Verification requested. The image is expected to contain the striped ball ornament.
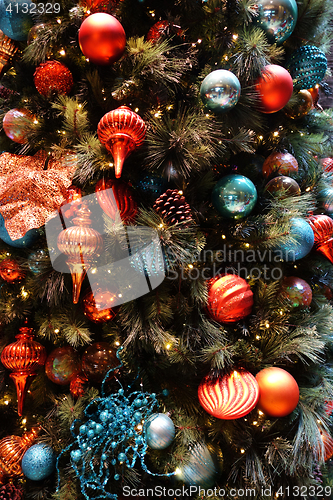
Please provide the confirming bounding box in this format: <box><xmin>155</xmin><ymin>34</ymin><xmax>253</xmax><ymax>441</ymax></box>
<box><xmin>198</xmin><ymin>371</ymin><xmax>259</xmax><ymax>419</ymax></box>
<box><xmin>207</xmin><ymin>274</ymin><xmax>253</xmax><ymax>323</ymax></box>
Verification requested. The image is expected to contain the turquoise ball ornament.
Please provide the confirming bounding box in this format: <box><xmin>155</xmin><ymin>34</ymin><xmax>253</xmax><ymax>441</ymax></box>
<box><xmin>274</xmin><ymin>217</ymin><xmax>314</xmax><ymax>261</ymax></box>
<box><xmin>212</xmin><ymin>174</ymin><xmax>257</xmax><ymax>219</ymax></box>
<box><xmin>254</xmin><ymin>0</ymin><xmax>298</xmax><ymax>45</ymax></box>
<box><xmin>287</xmin><ymin>45</ymin><xmax>327</xmax><ymax>90</ymax></box>
<box><xmin>318</xmin><ymin>188</ymin><xmax>333</xmax><ymax>215</ymax></box>
<box><xmin>0</xmin><ymin>214</ymin><xmax>40</xmax><ymax>248</ymax></box>
<box><xmin>200</xmin><ymin>70</ymin><xmax>241</xmax><ymax>113</ymax></box>
<box><xmin>0</xmin><ymin>0</ymin><xmax>34</xmax><ymax>41</ymax></box>
<box><xmin>180</xmin><ymin>442</ymin><xmax>219</xmax><ymax>488</ymax></box>
<box><xmin>145</xmin><ymin>413</ymin><xmax>175</xmax><ymax>450</ymax></box>
<box><xmin>22</xmin><ymin>444</ymin><xmax>56</xmax><ymax>481</ymax></box>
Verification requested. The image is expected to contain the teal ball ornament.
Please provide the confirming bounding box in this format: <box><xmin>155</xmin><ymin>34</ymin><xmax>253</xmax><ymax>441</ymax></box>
<box><xmin>275</xmin><ymin>217</ymin><xmax>314</xmax><ymax>261</ymax></box>
<box><xmin>318</xmin><ymin>187</ymin><xmax>333</xmax><ymax>215</ymax></box>
<box><xmin>200</xmin><ymin>70</ymin><xmax>241</xmax><ymax>113</ymax></box>
<box><xmin>212</xmin><ymin>174</ymin><xmax>257</xmax><ymax>219</ymax></box>
<box><xmin>254</xmin><ymin>0</ymin><xmax>298</xmax><ymax>45</ymax></box>
<box><xmin>180</xmin><ymin>443</ymin><xmax>219</xmax><ymax>488</ymax></box>
<box><xmin>287</xmin><ymin>45</ymin><xmax>327</xmax><ymax>90</ymax></box>
<box><xmin>145</xmin><ymin>413</ymin><xmax>175</xmax><ymax>450</ymax></box>
<box><xmin>0</xmin><ymin>214</ymin><xmax>40</xmax><ymax>248</ymax></box>
<box><xmin>22</xmin><ymin>444</ymin><xmax>56</xmax><ymax>481</ymax></box>
<box><xmin>0</xmin><ymin>0</ymin><xmax>34</xmax><ymax>41</ymax></box>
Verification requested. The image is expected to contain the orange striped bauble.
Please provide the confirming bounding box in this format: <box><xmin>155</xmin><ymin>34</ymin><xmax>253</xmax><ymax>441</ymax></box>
<box><xmin>198</xmin><ymin>371</ymin><xmax>259</xmax><ymax>419</ymax></box>
<box><xmin>207</xmin><ymin>275</ymin><xmax>253</xmax><ymax>323</ymax></box>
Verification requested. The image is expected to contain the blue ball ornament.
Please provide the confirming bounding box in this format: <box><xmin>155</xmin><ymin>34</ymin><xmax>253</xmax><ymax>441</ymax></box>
<box><xmin>180</xmin><ymin>443</ymin><xmax>219</xmax><ymax>488</ymax></box>
<box><xmin>145</xmin><ymin>413</ymin><xmax>175</xmax><ymax>450</ymax></box>
<box><xmin>254</xmin><ymin>0</ymin><xmax>298</xmax><ymax>45</ymax></box>
<box><xmin>274</xmin><ymin>217</ymin><xmax>314</xmax><ymax>261</ymax></box>
<box><xmin>287</xmin><ymin>45</ymin><xmax>328</xmax><ymax>90</ymax></box>
<box><xmin>0</xmin><ymin>214</ymin><xmax>40</xmax><ymax>248</ymax></box>
<box><xmin>0</xmin><ymin>0</ymin><xmax>34</xmax><ymax>41</ymax></box>
<box><xmin>200</xmin><ymin>70</ymin><xmax>241</xmax><ymax>113</ymax></box>
<box><xmin>318</xmin><ymin>187</ymin><xmax>333</xmax><ymax>215</ymax></box>
<box><xmin>21</xmin><ymin>444</ymin><xmax>56</xmax><ymax>481</ymax></box>
<box><xmin>211</xmin><ymin>174</ymin><xmax>257</xmax><ymax>219</ymax></box>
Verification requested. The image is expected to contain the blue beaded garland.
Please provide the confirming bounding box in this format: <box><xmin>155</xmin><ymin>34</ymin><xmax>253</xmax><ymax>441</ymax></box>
<box><xmin>287</xmin><ymin>45</ymin><xmax>328</xmax><ymax>90</ymax></box>
<box><xmin>145</xmin><ymin>413</ymin><xmax>175</xmax><ymax>450</ymax></box>
<box><xmin>22</xmin><ymin>444</ymin><xmax>56</xmax><ymax>481</ymax></box>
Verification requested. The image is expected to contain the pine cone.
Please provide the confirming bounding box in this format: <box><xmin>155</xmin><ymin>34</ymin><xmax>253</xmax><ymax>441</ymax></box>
<box><xmin>153</xmin><ymin>189</ymin><xmax>193</xmax><ymax>226</ymax></box>
<box><xmin>0</xmin><ymin>483</ymin><xmax>24</xmax><ymax>500</ymax></box>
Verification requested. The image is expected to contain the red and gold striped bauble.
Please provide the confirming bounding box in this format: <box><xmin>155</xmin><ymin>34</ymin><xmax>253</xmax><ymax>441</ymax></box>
<box><xmin>308</xmin><ymin>214</ymin><xmax>333</xmax><ymax>264</ymax></box>
<box><xmin>95</xmin><ymin>178</ymin><xmax>137</xmax><ymax>223</ymax></box>
<box><xmin>207</xmin><ymin>275</ymin><xmax>253</xmax><ymax>323</ymax></box>
<box><xmin>198</xmin><ymin>371</ymin><xmax>259</xmax><ymax>419</ymax></box>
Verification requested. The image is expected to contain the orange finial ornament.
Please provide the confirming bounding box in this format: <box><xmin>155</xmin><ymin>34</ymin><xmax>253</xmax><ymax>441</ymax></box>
<box><xmin>1</xmin><ymin>322</ymin><xmax>46</xmax><ymax>416</ymax></box>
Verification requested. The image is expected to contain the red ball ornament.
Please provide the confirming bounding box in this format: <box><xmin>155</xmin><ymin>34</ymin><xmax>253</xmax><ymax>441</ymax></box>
<box><xmin>207</xmin><ymin>275</ymin><xmax>253</xmax><ymax>323</ymax></box>
<box><xmin>3</xmin><ymin>108</ymin><xmax>35</xmax><ymax>144</ymax></box>
<box><xmin>81</xmin><ymin>286</ymin><xmax>118</xmax><ymax>323</ymax></box>
<box><xmin>146</xmin><ymin>20</ymin><xmax>184</xmax><ymax>44</ymax></box>
<box><xmin>82</xmin><ymin>342</ymin><xmax>119</xmax><ymax>383</ymax></box>
<box><xmin>97</xmin><ymin>106</ymin><xmax>146</xmax><ymax>178</ymax></box>
<box><xmin>255</xmin><ymin>64</ymin><xmax>293</xmax><ymax>114</ymax></box>
<box><xmin>262</xmin><ymin>152</ymin><xmax>298</xmax><ymax>178</ymax></box>
<box><xmin>198</xmin><ymin>371</ymin><xmax>259</xmax><ymax>419</ymax></box>
<box><xmin>34</xmin><ymin>61</ymin><xmax>73</xmax><ymax>98</ymax></box>
<box><xmin>308</xmin><ymin>214</ymin><xmax>333</xmax><ymax>264</ymax></box>
<box><xmin>281</xmin><ymin>276</ymin><xmax>312</xmax><ymax>307</ymax></box>
<box><xmin>0</xmin><ymin>258</ymin><xmax>26</xmax><ymax>283</ymax></box>
<box><xmin>320</xmin><ymin>430</ymin><xmax>333</xmax><ymax>461</ymax></box>
<box><xmin>78</xmin><ymin>13</ymin><xmax>126</xmax><ymax>66</ymax></box>
<box><xmin>45</xmin><ymin>346</ymin><xmax>81</xmax><ymax>385</ymax></box>
<box><xmin>95</xmin><ymin>178</ymin><xmax>137</xmax><ymax>223</ymax></box>
<box><xmin>255</xmin><ymin>367</ymin><xmax>299</xmax><ymax>417</ymax></box>
<box><xmin>320</xmin><ymin>157</ymin><xmax>333</xmax><ymax>173</ymax></box>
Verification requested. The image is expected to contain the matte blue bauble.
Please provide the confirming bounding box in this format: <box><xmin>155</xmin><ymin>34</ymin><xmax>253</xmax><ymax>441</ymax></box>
<box><xmin>180</xmin><ymin>443</ymin><xmax>218</xmax><ymax>488</ymax></box>
<box><xmin>137</xmin><ymin>174</ymin><xmax>169</xmax><ymax>198</ymax></box>
<box><xmin>145</xmin><ymin>413</ymin><xmax>175</xmax><ymax>450</ymax></box>
<box><xmin>200</xmin><ymin>70</ymin><xmax>241</xmax><ymax>113</ymax></box>
<box><xmin>254</xmin><ymin>0</ymin><xmax>298</xmax><ymax>45</ymax></box>
<box><xmin>318</xmin><ymin>188</ymin><xmax>333</xmax><ymax>215</ymax></box>
<box><xmin>211</xmin><ymin>174</ymin><xmax>257</xmax><ymax>219</ymax></box>
<box><xmin>287</xmin><ymin>45</ymin><xmax>328</xmax><ymax>90</ymax></box>
<box><xmin>275</xmin><ymin>217</ymin><xmax>314</xmax><ymax>261</ymax></box>
<box><xmin>0</xmin><ymin>0</ymin><xmax>34</xmax><ymax>41</ymax></box>
<box><xmin>22</xmin><ymin>444</ymin><xmax>56</xmax><ymax>481</ymax></box>
<box><xmin>0</xmin><ymin>214</ymin><xmax>40</xmax><ymax>248</ymax></box>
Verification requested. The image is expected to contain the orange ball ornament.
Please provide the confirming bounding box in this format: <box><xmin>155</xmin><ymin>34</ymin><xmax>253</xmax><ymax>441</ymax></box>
<box><xmin>78</xmin><ymin>13</ymin><xmax>126</xmax><ymax>65</ymax></box>
<box><xmin>0</xmin><ymin>257</ymin><xmax>26</xmax><ymax>283</ymax></box>
<box><xmin>262</xmin><ymin>152</ymin><xmax>298</xmax><ymax>178</ymax></box>
<box><xmin>320</xmin><ymin>430</ymin><xmax>333</xmax><ymax>461</ymax></box>
<box><xmin>255</xmin><ymin>65</ymin><xmax>293</xmax><ymax>114</ymax></box>
<box><xmin>0</xmin><ymin>427</ymin><xmax>39</xmax><ymax>482</ymax></box>
<box><xmin>198</xmin><ymin>371</ymin><xmax>259</xmax><ymax>419</ymax></box>
<box><xmin>207</xmin><ymin>274</ymin><xmax>253</xmax><ymax>323</ymax></box>
<box><xmin>81</xmin><ymin>286</ymin><xmax>118</xmax><ymax>323</ymax></box>
<box><xmin>255</xmin><ymin>367</ymin><xmax>299</xmax><ymax>417</ymax></box>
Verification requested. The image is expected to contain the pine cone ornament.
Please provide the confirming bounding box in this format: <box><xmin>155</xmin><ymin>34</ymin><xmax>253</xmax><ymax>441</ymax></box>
<box><xmin>153</xmin><ymin>189</ymin><xmax>193</xmax><ymax>226</ymax></box>
<box><xmin>0</xmin><ymin>483</ymin><xmax>23</xmax><ymax>500</ymax></box>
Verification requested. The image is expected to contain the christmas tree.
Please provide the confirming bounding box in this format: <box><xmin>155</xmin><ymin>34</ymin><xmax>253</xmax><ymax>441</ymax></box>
<box><xmin>0</xmin><ymin>0</ymin><xmax>333</xmax><ymax>498</ymax></box>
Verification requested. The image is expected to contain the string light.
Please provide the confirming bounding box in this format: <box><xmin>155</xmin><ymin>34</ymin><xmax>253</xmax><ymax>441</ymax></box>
<box><xmin>222</xmin><ymin>234</ymin><xmax>226</xmax><ymax>239</ymax></box>
<box><xmin>265</xmin><ymin>322</ymin><xmax>270</xmax><ymax>328</ymax></box>
<box><xmin>166</xmin><ymin>343</ymin><xmax>172</xmax><ymax>350</ymax></box>
<box><xmin>59</xmin><ymin>49</ymin><xmax>66</xmax><ymax>56</ymax></box>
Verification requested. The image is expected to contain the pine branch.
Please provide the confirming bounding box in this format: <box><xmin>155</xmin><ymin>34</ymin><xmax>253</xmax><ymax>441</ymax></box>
<box><xmin>52</xmin><ymin>97</ymin><xmax>90</xmax><ymax>143</ymax></box>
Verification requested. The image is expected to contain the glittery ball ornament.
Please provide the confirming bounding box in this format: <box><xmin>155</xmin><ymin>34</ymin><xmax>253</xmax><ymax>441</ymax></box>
<box><xmin>281</xmin><ymin>276</ymin><xmax>312</xmax><ymax>307</ymax></box>
<box><xmin>255</xmin><ymin>367</ymin><xmax>299</xmax><ymax>417</ymax></box>
<box><xmin>200</xmin><ymin>69</ymin><xmax>241</xmax><ymax>113</ymax></box>
<box><xmin>308</xmin><ymin>214</ymin><xmax>333</xmax><ymax>264</ymax></box>
<box><xmin>253</xmin><ymin>0</ymin><xmax>298</xmax><ymax>45</ymax></box>
<box><xmin>0</xmin><ymin>427</ymin><xmax>39</xmax><ymax>483</ymax></box>
<box><xmin>3</xmin><ymin>108</ymin><xmax>35</xmax><ymax>144</ymax></box>
<box><xmin>211</xmin><ymin>174</ymin><xmax>257</xmax><ymax>219</ymax></box>
<box><xmin>82</xmin><ymin>342</ymin><xmax>119</xmax><ymax>383</ymax></box>
<box><xmin>146</xmin><ymin>20</ymin><xmax>184</xmax><ymax>44</ymax></box>
<box><xmin>0</xmin><ymin>323</ymin><xmax>46</xmax><ymax>416</ymax></box>
<box><xmin>21</xmin><ymin>444</ymin><xmax>56</xmax><ymax>481</ymax></box>
<box><xmin>287</xmin><ymin>45</ymin><xmax>328</xmax><ymax>90</ymax></box>
<box><xmin>57</xmin><ymin>203</ymin><xmax>103</xmax><ymax>304</ymax></box>
<box><xmin>264</xmin><ymin>176</ymin><xmax>300</xmax><ymax>198</ymax></box>
<box><xmin>78</xmin><ymin>13</ymin><xmax>126</xmax><ymax>65</ymax></box>
<box><xmin>255</xmin><ymin>65</ymin><xmax>293</xmax><ymax>113</ymax></box>
<box><xmin>318</xmin><ymin>187</ymin><xmax>333</xmax><ymax>215</ymax></box>
<box><xmin>45</xmin><ymin>346</ymin><xmax>81</xmax><ymax>385</ymax></box>
<box><xmin>0</xmin><ymin>0</ymin><xmax>34</xmax><ymax>41</ymax></box>
<box><xmin>274</xmin><ymin>217</ymin><xmax>314</xmax><ymax>261</ymax></box>
<box><xmin>262</xmin><ymin>152</ymin><xmax>298</xmax><ymax>178</ymax></box>
<box><xmin>144</xmin><ymin>413</ymin><xmax>175</xmax><ymax>450</ymax></box>
<box><xmin>0</xmin><ymin>257</ymin><xmax>26</xmax><ymax>283</ymax></box>
<box><xmin>81</xmin><ymin>286</ymin><xmax>118</xmax><ymax>323</ymax></box>
<box><xmin>97</xmin><ymin>106</ymin><xmax>146</xmax><ymax>178</ymax></box>
<box><xmin>33</xmin><ymin>61</ymin><xmax>73</xmax><ymax>98</ymax></box>
<box><xmin>179</xmin><ymin>442</ymin><xmax>219</xmax><ymax>488</ymax></box>
<box><xmin>95</xmin><ymin>178</ymin><xmax>137</xmax><ymax>224</ymax></box>
<box><xmin>198</xmin><ymin>371</ymin><xmax>259</xmax><ymax>419</ymax></box>
<box><xmin>284</xmin><ymin>90</ymin><xmax>313</xmax><ymax>119</ymax></box>
<box><xmin>207</xmin><ymin>275</ymin><xmax>253</xmax><ymax>323</ymax></box>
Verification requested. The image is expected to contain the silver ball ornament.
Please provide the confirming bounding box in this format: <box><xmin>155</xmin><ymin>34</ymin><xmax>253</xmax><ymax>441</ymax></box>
<box><xmin>200</xmin><ymin>70</ymin><xmax>241</xmax><ymax>113</ymax></box>
<box><xmin>254</xmin><ymin>0</ymin><xmax>298</xmax><ymax>45</ymax></box>
<box><xmin>145</xmin><ymin>413</ymin><xmax>175</xmax><ymax>450</ymax></box>
<box><xmin>179</xmin><ymin>442</ymin><xmax>219</xmax><ymax>488</ymax></box>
